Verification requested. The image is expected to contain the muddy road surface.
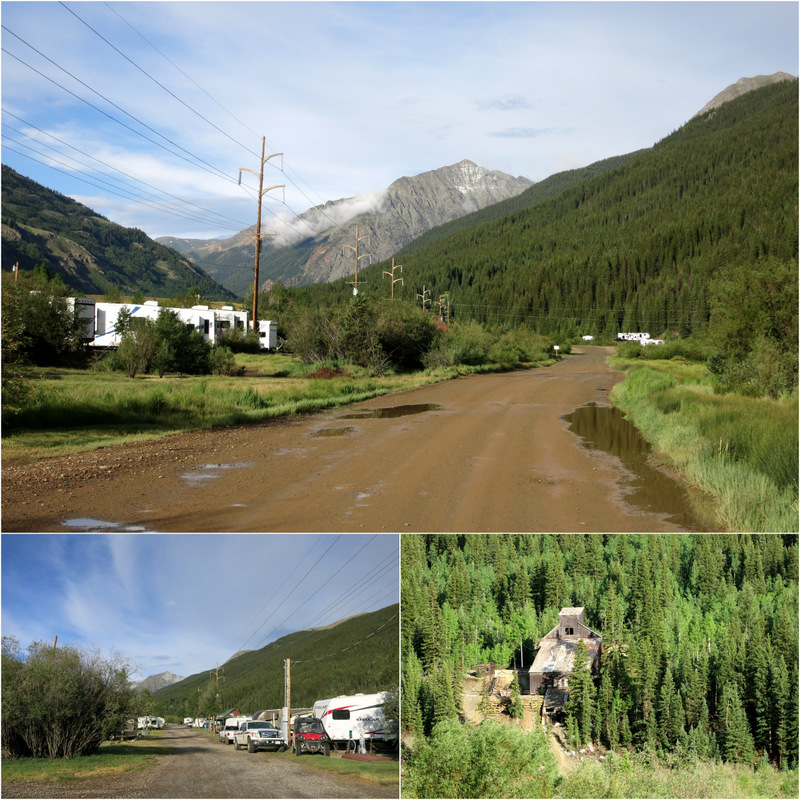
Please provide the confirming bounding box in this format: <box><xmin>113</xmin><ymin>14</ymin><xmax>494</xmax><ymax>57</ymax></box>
<box><xmin>2</xmin><ymin>347</ymin><xmax>706</xmax><ymax>532</ymax></box>
<box><xmin>2</xmin><ymin>725</ymin><xmax>398</xmax><ymax>799</ymax></box>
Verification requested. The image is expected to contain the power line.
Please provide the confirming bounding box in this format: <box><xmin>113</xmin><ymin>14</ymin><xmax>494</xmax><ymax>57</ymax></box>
<box><xmin>291</xmin><ymin>610</ymin><xmax>398</xmax><ymax>665</ymax></box>
<box><xmin>2</xmin><ymin>116</ymin><xmax>252</xmax><ymax>231</ymax></box>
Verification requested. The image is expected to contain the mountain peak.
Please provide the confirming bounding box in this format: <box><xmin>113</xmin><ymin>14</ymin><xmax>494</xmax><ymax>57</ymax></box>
<box><xmin>692</xmin><ymin>72</ymin><xmax>796</xmax><ymax>119</ymax></box>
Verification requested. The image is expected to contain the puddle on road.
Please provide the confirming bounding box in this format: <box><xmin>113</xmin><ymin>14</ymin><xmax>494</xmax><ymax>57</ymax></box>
<box><xmin>339</xmin><ymin>403</ymin><xmax>441</xmax><ymax>419</ymax></box>
<box><xmin>563</xmin><ymin>403</ymin><xmax>713</xmax><ymax>531</ymax></box>
<box><xmin>181</xmin><ymin>462</ymin><xmax>255</xmax><ymax>486</ymax></box>
<box><xmin>62</xmin><ymin>518</ymin><xmax>148</xmax><ymax>531</ymax></box>
<box><xmin>310</xmin><ymin>426</ymin><xmax>357</xmax><ymax>437</ymax></box>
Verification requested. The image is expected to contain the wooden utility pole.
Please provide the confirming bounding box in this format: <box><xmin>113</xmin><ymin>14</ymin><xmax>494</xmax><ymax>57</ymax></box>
<box><xmin>239</xmin><ymin>138</ymin><xmax>284</xmax><ymax>328</ymax></box>
<box><xmin>417</xmin><ymin>286</ymin><xmax>430</xmax><ymax>310</ymax></box>
<box><xmin>284</xmin><ymin>658</ymin><xmax>292</xmax><ymax>745</ymax></box>
<box><xmin>344</xmin><ymin>226</ymin><xmax>371</xmax><ymax>295</ymax></box>
<box><xmin>52</xmin><ymin>635</ymin><xmax>58</xmax><ymax>649</ymax></box>
<box><xmin>382</xmin><ymin>258</ymin><xmax>403</xmax><ymax>299</ymax></box>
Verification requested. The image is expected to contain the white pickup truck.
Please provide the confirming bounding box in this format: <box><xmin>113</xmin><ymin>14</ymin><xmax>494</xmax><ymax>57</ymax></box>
<box><xmin>233</xmin><ymin>720</ymin><xmax>286</xmax><ymax>753</ymax></box>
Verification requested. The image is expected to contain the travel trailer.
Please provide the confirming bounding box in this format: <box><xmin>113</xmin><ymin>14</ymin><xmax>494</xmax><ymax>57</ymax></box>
<box><xmin>312</xmin><ymin>692</ymin><xmax>395</xmax><ymax>748</ymax></box>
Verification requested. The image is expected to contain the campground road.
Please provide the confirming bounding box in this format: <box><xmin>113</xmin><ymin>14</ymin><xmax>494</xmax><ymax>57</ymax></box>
<box><xmin>1</xmin><ymin>724</ymin><xmax>398</xmax><ymax>799</ymax></box>
<box><xmin>2</xmin><ymin>347</ymin><xmax>701</xmax><ymax>532</ymax></box>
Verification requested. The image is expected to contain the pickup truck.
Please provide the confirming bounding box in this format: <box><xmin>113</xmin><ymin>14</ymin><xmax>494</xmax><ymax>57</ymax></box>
<box><xmin>233</xmin><ymin>720</ymin><xmax>286</xmax><ymax>753</ymax></box>
<box><xmin>219</xmin><ymin>717</ymin><xmax>248</xmax><ymax>744</ymax></box>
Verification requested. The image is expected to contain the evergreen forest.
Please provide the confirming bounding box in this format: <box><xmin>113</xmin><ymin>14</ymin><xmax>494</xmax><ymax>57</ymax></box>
<box><xmin>152</xmin><ymin>603</ymin><xmax>397</xmax><ymax>721</ymax></box>
<box><xmin>401</xmin><ymin>534</ymin><xmax>799</xmax><ymax>797</ymax></box>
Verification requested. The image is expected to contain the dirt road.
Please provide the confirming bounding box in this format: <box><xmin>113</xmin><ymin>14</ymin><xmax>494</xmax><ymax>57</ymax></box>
<box><xmin>2</xmin><ymin>725</ymin><xmax>398</xmax><ymax>799</ymax></box>
<box><xmin>2</xmin><ymin>347</ymin><xmax>700</xmax><ymax>532</ymax></box>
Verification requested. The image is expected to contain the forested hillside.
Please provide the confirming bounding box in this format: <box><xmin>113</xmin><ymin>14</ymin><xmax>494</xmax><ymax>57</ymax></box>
<box><xmin>1</xmin><ymin>166</ymin><xmax>233</xmax><ymax>300</ymax></box>
<box><xmin>301</xmin><ymin>80</ymin><xmax>797</xmax><ymax>342</ymax></box>
<box><xmin>152</xmin><ymin>604</ymin><xmax>397</xmax><ymax>719</ymax></box>
<box><xmin>402</xmin><ymin>535</ymin><xmax>798</xmax><ymax>774</ymax></box>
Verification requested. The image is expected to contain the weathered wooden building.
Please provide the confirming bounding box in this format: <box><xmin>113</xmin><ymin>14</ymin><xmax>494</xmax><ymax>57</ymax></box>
<box><xmin>528</xmin><ymin>607</ymin><xmax>602</xmax><ymax>709</ymax></box>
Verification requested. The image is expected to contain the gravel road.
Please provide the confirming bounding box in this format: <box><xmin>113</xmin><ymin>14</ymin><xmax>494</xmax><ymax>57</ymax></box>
<box><xmin>2</xmin><ymin>725</ymin><xmax>399</xmax><ymax>799</ymax></box>
<box><xmin>1</xmin><ymin>347</ymin><xmax>701</xmax><ymax>532</ymax></box>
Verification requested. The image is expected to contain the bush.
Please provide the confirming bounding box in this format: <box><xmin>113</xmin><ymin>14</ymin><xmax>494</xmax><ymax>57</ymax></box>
<box><xmin>404</xmin><ymin>719</ymin><xmax>558</xmax><ymax>798</ymax></box>
<box><xmin>375</xmin><ymin>301</ymin><xmax>439</xmax><ymax>370</ymax></box>
<box><xmin>209</xmin><ymin>345</ymin><xmax>243</xmax><ymax>376</ymax></box>
<box><xmin>423</xmin><ymin>321</ymin><xmax>492</xmax><ymax>368</ymax></box>
<box><xmin>1</xmin><ymin>637</ymin><xmax>139</xmax><ymax>759</ymax></box>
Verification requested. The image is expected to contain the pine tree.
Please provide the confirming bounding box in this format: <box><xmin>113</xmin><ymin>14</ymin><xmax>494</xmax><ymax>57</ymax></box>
<box><xmin>768</xmin><ymin>653</ymin><xmax>789</xmax><ymax>768</ymax></box>
<box><xmin>719</xmin><ymin>683</ymin><xmax>754</xmax><ymax>765</ymax></box>
<box><xmin>565</xmin><ymin>639</ymin><xmax>596</xmax><ymax>746</ymax></box>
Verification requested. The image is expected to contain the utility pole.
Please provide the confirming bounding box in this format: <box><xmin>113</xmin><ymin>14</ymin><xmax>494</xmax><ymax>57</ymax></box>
<box><xmin>239</xmin><ymin>137</ymin><xmax>284</xmax><ymax>329</ymax></box>
<box><xmin>344</xmin><ymin>225</ymin><xmax>370</xmax><ymax>295</ymax></box>
<box><xmin>284</xmin><ymin>658</ymin><xmax>292</xmax><ymax>746</ymax></box>
<box><xmin>417</xmin><ymin>285</ymin><xmax>430</xmax><ymax>310</ymax></box>
<box><xmin>382</xmin><ymin>258</ymin><xmax>403</xmax><ymax>299</ymax></box>
<box><xmin>435</xmin><ymin>293</ymin><xmax>450</xmax><ymax>321</ymax></box>
<box><xmin>52</xmin><ymin>635</ymin><xmax>58</xmax><ymax>649</ymax></box>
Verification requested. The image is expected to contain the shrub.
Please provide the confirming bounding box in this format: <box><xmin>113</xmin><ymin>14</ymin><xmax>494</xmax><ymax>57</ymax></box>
<box><xmin>1</xmin><ymin>637</ymin><xmax>139</xmax><ymax>759</ymax></box>
<box><xmin>423</xmin><ymin>321</ymin><xmax>492</xmax><ymax>368</ymax></box>
<box><xmin>209</xmin><ymin>345</ymin><xmax>243</xmax><ymax>376</ymax></box>
<box><xmin>404</xmin><ymin>718</ymin><xmax>558</xmax><ymax>798</ymax></box>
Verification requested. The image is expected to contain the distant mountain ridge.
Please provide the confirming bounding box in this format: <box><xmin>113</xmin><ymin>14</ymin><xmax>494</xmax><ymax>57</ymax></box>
<box><xmin>131</xmin><ymin>671</ymin><xmax>185</xmax><ymax>693</ymax></box>
<box><xmin>163</xmin><ymin>160</ymin><xmax>533</xmax><ymax>295</ymax></box>
<box><xmin>1</xmin><ymin>166</ymin><xmax>233</xmax><ymax>300</ymax></box>
<box><xmin>692</xmin><ymin>72</ymin><xmax>795</xmax><ymax>118</ymax></box>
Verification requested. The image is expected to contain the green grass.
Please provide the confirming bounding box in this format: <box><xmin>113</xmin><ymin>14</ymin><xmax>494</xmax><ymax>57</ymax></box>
<box><xmin>555</xmin><ymin>753</ymin><xmax>798</xmax><ymax>799</ymax></box>
<box><xmin>609</xmin><ymin>356</ymin><xmax>798</xmax><ymax>532</ymax></box>
<box><xmin>0</xmin><ymin>735</ymin><xmax>169</xmax><ymax>783</ymax></box>
<box><xmin>2</xmin><ymin>354</ymin><xmax>551</xmax><ymax>461</ymax></box>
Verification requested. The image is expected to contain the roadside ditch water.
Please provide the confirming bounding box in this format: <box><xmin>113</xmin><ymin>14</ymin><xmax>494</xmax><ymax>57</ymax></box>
<box><xmin>564</xmin><ymin>403</ymin><xmax>714</xmax><ymax>531</ymax></box>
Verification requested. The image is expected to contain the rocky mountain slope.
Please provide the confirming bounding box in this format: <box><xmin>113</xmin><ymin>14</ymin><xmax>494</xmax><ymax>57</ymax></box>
<box><xmin>692</xmin><ymin>71</ymin><xmax>795</xmax><ymax>118</ymax></box>
<box><xmin>164</xmin><ymin>160</ymin><xmax>532</xmax><ymax>295</ymax></box>
<box><xmin>131</xmin><ymin>671</ymin><xmax>185</xmax><ymax>693</ymax></box>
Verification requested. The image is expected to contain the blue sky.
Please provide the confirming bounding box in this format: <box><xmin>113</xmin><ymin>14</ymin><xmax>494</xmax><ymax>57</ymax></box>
<box><xmin>1</xmin><ymin>1</ymin><xmax>797</xmax><ymax>240</ymax></box>
<box><xmin>1</xmin><ymin>533</ymin><xmax>399</xmax><ymax>680</ymax></box>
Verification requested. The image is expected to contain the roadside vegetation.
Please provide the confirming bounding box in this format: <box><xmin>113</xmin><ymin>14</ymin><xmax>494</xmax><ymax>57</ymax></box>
<box><xmin>1</xmin><ymin>735</ymin><xmax>169</xmax><ymax>784</ymax></box>
<box><xmin>610</xmin><ymin>344</ymin><xmax>798</xmax><ymax>533</ymax></box>
<box><xmin>1</xmin><ymin>636</ymin><xmax>141</xmax><ymax>760</ymax></box>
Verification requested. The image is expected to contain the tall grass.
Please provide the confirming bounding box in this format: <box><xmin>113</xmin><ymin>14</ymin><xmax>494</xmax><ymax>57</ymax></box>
<box><xmin>557</xmin><ymin>751</ymin><xmax>798</xmax><ymax>799</ymax></box>
<box><xmin>610</xmin><ymin>360</ymin><xmax>798</xmax><ymax>532</ymax></box>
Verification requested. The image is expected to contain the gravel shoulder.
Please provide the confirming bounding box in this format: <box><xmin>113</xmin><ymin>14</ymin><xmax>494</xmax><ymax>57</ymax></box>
<box><xmin>2</xmin><ymin>347</ymin><xmax>693</xmax><ymax>532</ymax></box>
<box><xmin>1</xmin><ymin>725</ymin><xmax>399</xmax><ymax>799</ymax></box>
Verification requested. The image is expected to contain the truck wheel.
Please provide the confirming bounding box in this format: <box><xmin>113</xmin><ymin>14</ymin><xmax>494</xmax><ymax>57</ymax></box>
<box><xmin>248</xmin><ymin>739</ymin><xmax>255</xmax><ymax>753</ymax></box>
<box><xmin>294</xmin><ymin>739</ymin><xmax>302</xmax><ymax>756</ymax></box>
<box><xmin>323</xmin><ymin>741</ymin><xmax>330</xmax><ymax>758</ymax></box>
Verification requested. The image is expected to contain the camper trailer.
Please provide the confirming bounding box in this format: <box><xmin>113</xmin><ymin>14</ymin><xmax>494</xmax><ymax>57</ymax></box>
<box><xmin>312</xmin><ymin>692</ymin><xmax>395</xmax><ymax>750</ymax></box>
<box><xmin>89</xmin><ymin>302</ymin><xmax>249</xmax><ymax>348</ymax></box>
<box><xmin>256</xmin><ymin>319</ymin><xmax>278</xmax><ymax>350</ymax></box>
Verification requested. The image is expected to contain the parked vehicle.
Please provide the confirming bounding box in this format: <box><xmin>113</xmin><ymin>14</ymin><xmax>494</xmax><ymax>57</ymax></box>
<box><xmin>292</xmin><ymin>716</ymin><xmax>331</xmax><ymax>757</ymax></box>
<box><xmin>233</xmin><ymin>720</ymin><xmax>286</xmax><ymax>753</ymax></box>
<box><xmin>219</xmin><ymin>716</ymin><xmax>250</xmax><ymax>744</ymax></box>
<box><xmin>313</xmin><ymin>692</ymin><xmax>395</xmax><ymax>750</ymax></box>
<box><xmin>183</xmin><ymin>717</ymin><xmax>194</xmax><ymax>726</ymax></box>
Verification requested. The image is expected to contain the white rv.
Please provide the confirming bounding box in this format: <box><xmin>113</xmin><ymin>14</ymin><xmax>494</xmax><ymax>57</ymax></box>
<box><xmin>312</xmin><ymin>692</ymin><xmax>395</xmax><ymax>748</ymax></box>
<box><xmin>89</xmin><ymin>301</ymin><xmax>249</xmax><ymax>348</ymax></box>
<box><xmin>256</xmin><ymin>319</ymin><xmax>278</xmax><ymax>351</ymax></box>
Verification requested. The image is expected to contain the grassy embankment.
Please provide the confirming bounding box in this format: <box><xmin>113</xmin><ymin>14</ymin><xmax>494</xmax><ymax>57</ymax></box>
<box><xmin>555</xmin><ymin>751</ymin><xmax>798</xmax><ymax>799</ymax></box>
<box><xmin>0</xmin><ymin>730</ymin><xmax>170</xmax><ymax>784</ymax></box>
<box><xmin>609</xmin><ymin>349</ymin><xmax>798</xmax><ymax>532</ymax></box>
<box><xmin>3</xmin><ymin>352</ymin><xmax>513</xmax><ymax>462</ymax></box>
